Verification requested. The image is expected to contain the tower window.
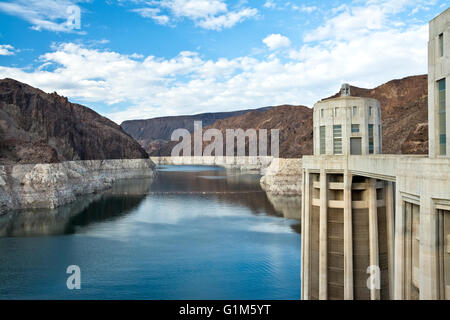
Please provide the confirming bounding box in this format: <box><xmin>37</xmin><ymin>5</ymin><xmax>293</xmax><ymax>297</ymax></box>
<box><xmin>438</xmin><ymin>79</ymin><xmax>446</xmax><ymax>155</ymax></box>
<box><xmin>320</xmin><ymin>126</ymin><xmax>326</xmax><ymax>155</ymax></box>
<box><xmin>439</xmin><ymin>33</ymin><xmax>444</xmax><ymax>57</ymax></box>
<box><xmin>321</xmin><ymin>109</ymin><xmax>324</xmax><ymax>118</ymax></box>
<box><xmin>333</xmin><ymin>125</ymin><xmax>343</xmax><ymax>154</ymax></box>
<box><xmin>353</xmin><ymin>106</ymin><xmax>358</xmax><ymax>117</ymax></box>
<box><xmin>369</xmin><ymin>124</ymin><xmax>374</xmax><ymax>154</ymax></box>
<box><xmin>379</xmin><ymin>125</ymin><xmax>382</xmax><ymax>152</ymax></box>
<box><xmin>352</xmin><ymin>124</ymin><xmax>360</xmax><ymax>133</ymax></box>
<box><xmin>369</xmin><ymin>107</ymin><xmax>373</xmax><ymax>117</ymax></box>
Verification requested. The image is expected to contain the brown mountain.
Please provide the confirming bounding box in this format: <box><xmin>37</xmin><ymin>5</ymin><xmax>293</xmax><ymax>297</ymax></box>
<box><xmin>151</xmin><ymin>75</ymin><xmax>428</xmax><ymax>158</ymax></box>
<box><xmin>202</xmin><ymin>105</ymin><xmax>313</xmax><ymax>157</ymax></box>
<box><xmin>154</xmin><ymin>105</ymin><xmax>314</xmax><ymax>157</ymax></box>
<box><xmin>121</xmin><ymin>107</ymin><xmax>273</xmax><ymax>154</ymax></box>
<box><xmin>0</xmin><ymin>78</ymin><xmax>148</xmax><ymax>165</ymax></box>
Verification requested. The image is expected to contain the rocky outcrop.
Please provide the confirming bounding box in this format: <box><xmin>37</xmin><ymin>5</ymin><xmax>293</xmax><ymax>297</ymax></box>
<box><xmin>260</xmin><ymin>158</ymin><xmax>303</xmax><ymax>195</ymax></box>
<box><xmin>121</xmin><ymin>107</ymin><xmax>272</xmax><ymax>155</ymax></box>
<box><xmin>0</xmin><ymin>159</ymin><xmax>155</xmax><ymax>212</ymax></box>
<box><xmin>0</xmin><ymin>78</ymin><xmax>149</xmax><ymax>165</ymax></box>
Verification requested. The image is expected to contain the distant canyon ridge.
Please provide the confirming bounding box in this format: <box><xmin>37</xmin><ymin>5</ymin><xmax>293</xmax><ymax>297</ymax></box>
<box><xmin>122</xmin><ymin>75</ymin><xmax>428</xmax><ymax>158</ymax></box>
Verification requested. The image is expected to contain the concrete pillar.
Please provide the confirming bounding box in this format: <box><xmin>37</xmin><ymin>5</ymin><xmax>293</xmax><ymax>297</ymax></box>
<box><xmin>319</xmin><ymin>169</ymin><xmax>328</xmax><ymax>300</ymax></box>
<box><xmin>301</xmin><ymin>170</ymin><xmax>305</xmax><ymax>300</ymax></box>
<box><xmin>385</xmin><ymin>182</ymin><xmax>395</xmax><ymax>299</ymax></box>
<box><xmin>368</xmin><ymin>178</ymin><xmax>380</xmax><ymax>300</ymax></box>
<box><xmin>344</xmin><ymin>171</ymin><xmax>353</xmax><ymax>300</ymax></box>
<box><xmin>394</xmin><ymin>186</ymin><xmax>405</xmax><ymax>300</ymax></box>
<box><xmin>301</xmin><ymin>169</ymin><xmax>311</xmax><ymax>300</ymax></box>
<box><xmin>404</xmin><ymin>203</ymin><xmax>412</xmax><ymax>300</ymax></box>
<box><xmin>419</xmin><ymin>196</ymin><xmax>440</xmax><ymax>300</ymax></box>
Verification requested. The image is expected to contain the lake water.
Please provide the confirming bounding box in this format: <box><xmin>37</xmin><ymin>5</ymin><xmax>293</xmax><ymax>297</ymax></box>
<box><xmin>0</xmin><ymin>166</ymin><xmax>301</xmax><ymax>300</ymax></box>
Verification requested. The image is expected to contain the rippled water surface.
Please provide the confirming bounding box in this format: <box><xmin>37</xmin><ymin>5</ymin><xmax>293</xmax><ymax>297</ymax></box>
<box><xmin>0</xmin><ymin>166</ymin><xmax>301</xmax><ymax>300</ymax></box>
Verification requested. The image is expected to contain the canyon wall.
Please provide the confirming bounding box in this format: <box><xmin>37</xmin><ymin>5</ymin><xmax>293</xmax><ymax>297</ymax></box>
<box><xmin>0</xmin><ymin>78</ymin><xmax>149</xmax><ymax>165</ymax></box>
<box><xmin>260</xmin><ymin>158</ymin><xmax>303</xmax><ymax>195</ymax></box>
<box><xmin>0</xmin><ymin>159</ymin><xmax>155</xmax><ymax>213</ymax></box>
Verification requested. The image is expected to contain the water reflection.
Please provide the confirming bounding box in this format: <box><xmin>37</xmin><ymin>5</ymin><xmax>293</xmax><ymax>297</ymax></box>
<box><xmin>151</xmin><ymin>166</ymin><xmax>301</xmax><ymax>223</ymax></box>
<box><xmin>0</xmin><ymin>179</ymin><xmax>153</xmax><ymax>237</ymax></box>
<box><xmin>265</xmin><ymin>193</ymin><xmax>302</xmax><ymax>234</ymax></box>
<box><xmin>0</xmin><ymin>166</ymin><xmax>301</xmax><ymax>237</ymax></box>
<box><xmin>0</xmin><ymin>166</ymin><xmax>301</xmax><ymax>300</ymax></box>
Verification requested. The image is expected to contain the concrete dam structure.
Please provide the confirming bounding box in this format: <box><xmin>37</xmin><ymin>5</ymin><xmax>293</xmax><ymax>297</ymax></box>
<box><xmin>301</xmin><ymin>8</ymin><xmax>450</xmax><ymax>300</ymax></box>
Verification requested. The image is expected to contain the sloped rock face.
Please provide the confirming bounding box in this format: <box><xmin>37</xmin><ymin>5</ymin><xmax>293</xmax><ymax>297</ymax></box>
<box><xmin>154</xmin><ymin>105</ymin><xmax>314</xmax><ymax>158</ymax></box>
<box><xmin>0</xmin><ymin>78</ymin><xmax>149</xmax><ymax>165</ymax></box>
<box><xmin>203</xmin><ymin>105</ymin><xmax>314</xmax><ymax>158</ymax></box>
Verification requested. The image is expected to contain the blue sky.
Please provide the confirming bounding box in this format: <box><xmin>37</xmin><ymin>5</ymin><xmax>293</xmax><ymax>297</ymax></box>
<box><xmin>0</xmin><ymin>0</ymin><xmax>448</xmax><ymax>123</ymax></box>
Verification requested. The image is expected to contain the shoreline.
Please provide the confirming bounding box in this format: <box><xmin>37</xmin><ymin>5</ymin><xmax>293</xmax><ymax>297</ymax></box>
<box><xmin>0</xmin><ymin>159</ymin><xmax>156</xmax><ymax>212</ymax></box>
<box><xmin>152</xmin><ymin>156</ymin><xmax>303</xmax><ymax>196</ymax></box>
<box><xmin>0</xmin><ymin>157</ymin><xmax>303</xmax><ymax>213</ymax></box>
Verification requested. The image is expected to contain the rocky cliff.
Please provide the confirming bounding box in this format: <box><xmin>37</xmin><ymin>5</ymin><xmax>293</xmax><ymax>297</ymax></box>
<box><xmin>260</xmin><ymin>158</ymin><xmax>303</xmax><ymax>195</ymax></box>
<box><xmin>0</xmin><ymin>159</ymin><xmax>155</xmax><ymax>212</ymax></box>
<box><xmin>0</xmin><ymin>78</ymin><xmax>149</xmax><ymax>165</ymax></box>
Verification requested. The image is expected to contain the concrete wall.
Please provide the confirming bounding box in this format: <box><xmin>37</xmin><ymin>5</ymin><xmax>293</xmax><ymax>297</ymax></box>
<box><xmin>394</xmin><ymin>157</ymin><xmax>450</xmax><ymax>299</ymax></box>
<box><xmin>301</xmin><ymin>154</ymin><xmax>450</xmax><ymax>300</ymax></box>
<box><xmin>428</xmin><ymin>8</ymin><xmax>450</xmax><ymax>158</ymax></box>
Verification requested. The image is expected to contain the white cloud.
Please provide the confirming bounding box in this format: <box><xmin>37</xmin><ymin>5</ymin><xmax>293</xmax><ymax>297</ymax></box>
<box><xmin>0</xmin><ymin>0</ymin><xmax>85</xmax><ymax>33</ymax></box>
<box><xmin>297</xmin><ymin>5</ymin><xmax>318</xmax><ymax>13</ymax></box>
<box><xmin>304</xmin><ymin>0</ymin><xmax>430</xmax><ymax>42</ymax></box>
<box><xmin>0</xmin><ymin>0</ymin><xmax>431</xmax><ymax>124</ymax></box>
<box><xmin>263</xmin><ymin>1</ymin><xmax>276</xmax><ymax>9</ymax></box>
<box><xmin>263</xmin><ymin>34</ymin><xmax>291</xmax><ymax>50</ymax></box>
<box><xmin>131</xmin><ymin>0</ymin><xmax>258</xmax><ymax>30</ymax></box>
<box><xmin>0</xmin><ymin>44</ymin><xmax>16</xmax><ymax>56</ymax></box>
<box><xmin>196</xmin><ymin>7</ymin><xmax>258</xmax><ymax>30</ymax></box>
<box><xmin>159</xmin><ymin>0</ymin><xmax>227</xmax><ymax>19</ymax></box>
<box><xmin>131</xmin><ymin>8</ymin><xmax>170</xmax><ymax>25</ymax></box>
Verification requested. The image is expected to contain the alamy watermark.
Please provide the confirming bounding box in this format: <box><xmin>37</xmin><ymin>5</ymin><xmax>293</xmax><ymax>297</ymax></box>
<box><xmin>66</xmin><ymin>265</ymin><xmax>81</xmax><ymax>290</ymax></box>
<box><xmin>367</xmin><ymin>265</ymin><xmax>381</xmax><ymax>290</ymax></box>
<box><xmin>66</xmin><ymin>6</ymin><xmax>81</xmax><ymax>30</ymax></box>
<box><xmin>170</xmin><ymin>121</ymin><xmax>280</xmax><ymax>167</ymax></box>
